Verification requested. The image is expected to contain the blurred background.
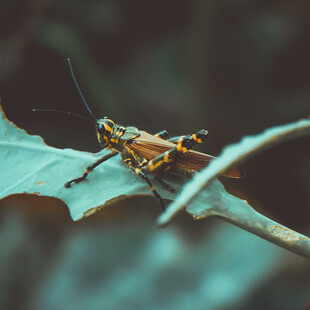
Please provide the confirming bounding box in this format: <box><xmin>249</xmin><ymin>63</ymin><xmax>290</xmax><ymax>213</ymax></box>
<box><xmin>0</xmin><ymin>0</ymin><xmax>310</xmax><ymax>309</ymax></box>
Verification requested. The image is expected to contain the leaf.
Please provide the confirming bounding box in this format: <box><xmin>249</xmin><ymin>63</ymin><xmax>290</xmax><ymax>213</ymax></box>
<box><xmin>156</xmin><ymin>117</ymin><xmax>310</xmax><ymax>259</ymax></box>
<box><xmin>158</xmin><ymin>117</ymin><xmax>310</xmax><ymax>226</ymax></box>
<box><xmin>2</xmin><ymin>105</ymin><xmax>310</xmax><ymax>258</ymax></box>
<box><xmin>0</xmin><ymin>105</ymin><xmax>211</xmax><ymax>221</ymax></box>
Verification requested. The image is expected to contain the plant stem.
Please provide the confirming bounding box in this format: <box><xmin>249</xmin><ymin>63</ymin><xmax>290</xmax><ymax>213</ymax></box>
<box><xmin>212</xmin><ymin>194</ymin><xmax>310</xmax><ymax>259</ymax></box>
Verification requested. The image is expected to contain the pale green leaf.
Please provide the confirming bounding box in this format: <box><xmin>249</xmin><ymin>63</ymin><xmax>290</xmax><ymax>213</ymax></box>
<box><xmin>0</xmin><ymin>106</ymin><xmax>206</xmax><ymax>220</ymax></box>
<box><xmin>158</xmin><ymin>118</ymin><xmax>310</xmax><ymax>225</ymax></box>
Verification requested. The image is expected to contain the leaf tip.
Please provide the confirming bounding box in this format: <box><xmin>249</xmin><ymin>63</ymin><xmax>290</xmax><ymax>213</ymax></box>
<box><xmin>156</xmin><ymin>211</ymin><xmax>172</xmax><ymax>227</ymax></box>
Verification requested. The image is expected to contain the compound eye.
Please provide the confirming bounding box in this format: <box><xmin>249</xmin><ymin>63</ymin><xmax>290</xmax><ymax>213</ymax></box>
<box><xmin>96</xmin><ymin>122</ymin><xmax>109</xmax><ymax>147</ymax></box>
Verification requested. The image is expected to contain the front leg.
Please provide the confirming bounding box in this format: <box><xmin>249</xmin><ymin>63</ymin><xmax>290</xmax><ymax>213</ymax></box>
<box><xmin>65</xmin><ymin>150</ymin><xmax>118</xmax><ymax>188</ymax></box>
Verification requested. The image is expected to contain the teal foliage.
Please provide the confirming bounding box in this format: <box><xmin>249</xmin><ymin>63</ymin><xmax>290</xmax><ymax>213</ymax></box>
<box><xmin>1</xmin><ymin>1</ymin><xmax>310</xmax><ymax>308</ymax></box>
<box><xmin>1</xmin><ymin>106</ymin><xmax>310</xmax><ymax>260</ymax></box>
<box><xmin>0</xmin><ymin>106</ymin><xmax>225</xmax><ymax>221</ymax></box>
<box><xmin>161</xmin><ymin>118</ymin><xmax>310</xmax><ymax>223</ymax></box>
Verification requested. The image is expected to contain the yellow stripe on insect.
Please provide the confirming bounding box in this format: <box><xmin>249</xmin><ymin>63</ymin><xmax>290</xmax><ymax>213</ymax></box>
<box><xmin>116</xmin><ymin>128</ymin><xmax>125</xmax><ymax>137</ymax></box>
<box><xmin>104</xmin><ymin>123</ymin><xmax>113</xmax><ymax>133</ymax></box>
<box><xmin>192</xmin><ymin>134</ymin><xmax>202</xmax><ymax>144</ymax></box>
<box><xmin>164</xmin><ymin>151</ymin><xmax>173</xmax><ymax>162</ymax></box>
<box><xmin>135</xmin><ymin>168</ymin><xmax>142</xmax><ymax>175</ymax></box>
<box><xmin>148</xmin><ymin>160</ymin><xmax>164</xmax><ymax>172</ymax></box>
<box><xmin>138</xmin><ymin>159</ymin><xmax>148</xmax><ymax>168</ymax></box>
<box><xmin>110</xmin><ymin>138</ymin><xmax>119</xmax><ymax>144</ymax></box>
<box><xmin>177</xmin><ymin>143</ymin><xmax>188</xmax><ymax>153</ymax></box>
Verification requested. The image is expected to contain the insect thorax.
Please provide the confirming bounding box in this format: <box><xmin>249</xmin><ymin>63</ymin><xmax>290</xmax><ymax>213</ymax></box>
<box><xmin>109</xmin><ymin>125</ymin><xmax>140</xmax><ymax>152</ymax></box>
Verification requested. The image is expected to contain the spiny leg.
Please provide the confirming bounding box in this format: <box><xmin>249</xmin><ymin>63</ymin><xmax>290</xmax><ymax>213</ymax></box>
<box><xmin>145</xmin><ymin>129</ymin><xmax>209</xmax><ymax>192</ymax></box>
<box><xmin>155</xmin><ymin>173</ymin><xmax>178</xmax><ymax>194</ymax></box>
<box><xmin>65</xmin><ymin>151</ymin><xmax>118</xmax><ymax>188</ymax></box>
<box><xmin>135</xmin><ymin>153</ymin><xmax>178</xmax><ymax>194</ymax></box>
<box><xmin>138</xmin><ymin>168</ymin><xmax>165</xmax><ymax>210</ymax></box>
<box><xmin>143</xmin><ymin>148</ymin><xmax>180</xmax><ymax>195</ymax></box>
<box><xmin>134</xmin><ymin>156</ymin><xmax>177</xmax><ymax>196</ymax></box>
<box><xmin>125</xmin><ymin>159</ymin><xmax>166</xmax><ymax>210</ymax></box>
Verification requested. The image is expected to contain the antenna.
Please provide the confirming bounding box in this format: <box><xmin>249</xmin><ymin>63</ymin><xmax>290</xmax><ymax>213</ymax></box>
<box><xmin>32</xmin><ymin>109</ymin><xmax>94</xmax><ymax>123</ymax></box>
<box><xmin>67</xmin><ymin>58</ymin><xmax>98</xmax><ymax>121</ymax></box>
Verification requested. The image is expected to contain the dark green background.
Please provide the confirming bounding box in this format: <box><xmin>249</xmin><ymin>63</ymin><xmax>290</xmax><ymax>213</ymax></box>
<box><xmin>1</xmin><ymin>0</ymin><xmax>309</xmax><ymax>309</ymax></box>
